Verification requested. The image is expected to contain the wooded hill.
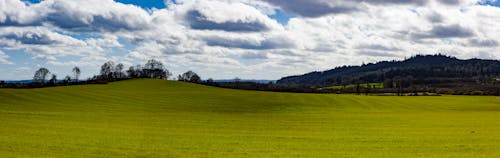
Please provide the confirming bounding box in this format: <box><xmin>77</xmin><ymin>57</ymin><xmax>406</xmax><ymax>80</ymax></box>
<box><xmin>277</xmin><ymin>55</ymin><xmax>500</xmax><ymax>95</ymax></box>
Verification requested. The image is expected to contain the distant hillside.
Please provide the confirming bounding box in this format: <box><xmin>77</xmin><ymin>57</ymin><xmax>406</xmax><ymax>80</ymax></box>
<box><xmin>277</xmin><ymin>55</ymin><xmax>500</xmax><ymax>87</ymax></box>
<box><xmin>214</xmin><ymin>79</ymin><xmax>275</xmax><ymax>84</ymax></box>
<box><xmin>4</xmin><ymin>80</ymin><xmax>33</xmax><ymax>84</ymax></box>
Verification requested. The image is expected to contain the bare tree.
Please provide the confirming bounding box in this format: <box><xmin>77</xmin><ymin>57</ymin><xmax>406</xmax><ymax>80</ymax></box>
<box><xmin>142</xmin><ymin>59</ymin><xmax>171</xmax><ymax>79</ymax></box>
<box><xmin>127</xmin><ymin>66</ymin><xmax>136</xmax><ymax>78</ymax></box>
<box><xmin>33</xmin><ymin>68</ymin><xmax>50</xmax><ymax>83</ymax></box>
<box><xmin>135</xmin><ymin>64</ymin><xmax>142</xmax><ymax>77</ymax></box>
<box><xmin>100</xmin><ymin>61</ymin><xmax>115</xmax><ymax>80</ymax></box>
<box><xmin>144</xmin><ymin>59</ymin><xmax>164</xmax><ymax>70</ymax></box>
<box><xmin>72</xmin><ymin>66</ymin><xmax>81</xmax><ymax>82</ymax></box>
<box><xmin>143</xmin><ymin>59</ymin><xmax>164</xmax><ymax>78</ymax></box>
<box><xmin>178</xmin><ymin>71</ymin><xmax>201</xmax><ymax>83</ymax></box>
<box><xmin>115</xmin><ymin>63</ymin><xmax>124</xmax><ymax>78</ymax></box>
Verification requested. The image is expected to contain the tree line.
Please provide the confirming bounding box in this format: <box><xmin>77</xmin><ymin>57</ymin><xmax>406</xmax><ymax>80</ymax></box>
<box><xmin>0</xmin><ymin>59</ymin><xmax>202</xmax><ymax>88</ymax></box>
<box><xmin>276</xmin><ymin>54</ymin><xmax>500</xmax><ymax>96</ymax></box>
<box><xmin>1</xmin><ymin>55</ymin><xmax>499</xmax><ymax>96</ymax></box>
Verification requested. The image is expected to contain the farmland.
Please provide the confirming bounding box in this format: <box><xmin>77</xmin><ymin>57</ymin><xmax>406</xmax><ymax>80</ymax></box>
<box><xmin>1</xmin><ymin>79</ymin><xmax>500</xmax><ymax>157</ymax></box>
<box><xmin>319</xmin><ymin>82</ymin><xmax>384</xmax><ymax>90</ymax></box>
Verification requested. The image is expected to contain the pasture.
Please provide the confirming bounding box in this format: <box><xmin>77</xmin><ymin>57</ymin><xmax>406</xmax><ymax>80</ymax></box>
<box><xmin>319</xmin><ymin>82</ymin><xmax>384</xmax><ymax>90</ymax></box>
<box><xmin>1</xmin><ymin>79</ymin><xmax>499</xmax><ymax>157</ymax></box>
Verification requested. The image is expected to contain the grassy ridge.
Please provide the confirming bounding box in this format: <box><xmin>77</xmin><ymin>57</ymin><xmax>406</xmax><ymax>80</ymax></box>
<box><xmin>1</xmin><ymin>79</ymin><xmax>500</xmax><ymax>157</ymax></box>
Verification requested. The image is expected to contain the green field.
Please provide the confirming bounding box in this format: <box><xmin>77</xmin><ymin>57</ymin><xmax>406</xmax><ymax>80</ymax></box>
<box><xmin>319</xmin><ymin>83</ymin><xmax>384</xmax><ymax>90</ymax></box>
<box><xmin>1</xmin><ymin>79</ymin><xmax>500</xmax><ymax>157</ymax></box>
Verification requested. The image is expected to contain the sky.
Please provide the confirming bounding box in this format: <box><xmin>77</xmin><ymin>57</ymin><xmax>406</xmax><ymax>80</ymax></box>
<box><xmin>0</xmin><ymin>0</ymin><xmax>499</xmax><ymax>80</ymax></box>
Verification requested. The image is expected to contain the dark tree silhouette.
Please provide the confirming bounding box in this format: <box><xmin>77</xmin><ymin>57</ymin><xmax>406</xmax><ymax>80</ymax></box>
<box><xmin>178</xmin><ymin>71</ymin><xmax>201</xmax><ymax>83</ymax></box>
<box><xmin>277</xmin><ymin>54</ymin><xmax>500</xmax><ymax>88</ymax></box>
<box><xmin>143</xmin><ymin>59</ymin><xmax>164</xmax><ymax>79</ymax></box>
<box><xmin>135</xmin><ymin>64</ymin><xmax>142</xmax><ymax>77</ymax></box>
<box><xmin>49</xmin><ymin>74</ymin><xmax>57</xmax><ymax>85</ymax></box>
<box><xmin>141</xmin><ymin>59</ymin><xmax>172</xmax><ymax>79</ymax></box>
<box><xmin>72</xmin><ymin>66</ymin><xmax>80</xmax><ymax>82</ymax></box>
<box><xmin>191</xmin><ymin>74</ymin><xmax>201</xmax><ymax>83</ymax></box>
<box><xmin>144</xmin><ymin>59</ymin><xmax>163</xmax><ymax>70</ymax></box>
<box><xmin>234</xmin><ymin>77</ymin><xmax>241</xmax><ymax>82</ymax></box>
<box><xmin>100</xmin><ymin>61</ymin><xmax>115</xmax><ymax>80</ymax></box>
<box><xmin>115</xmin><ymin>63</ymin><xmax>124</xmax><ymax>79</ymax></box>
<box><xmin>33</xmin><ymin>68</ymin><xmax>50</xmax><ymax>83</ymax></box>
<box><xmin>63</xmin><ymin>75</ymin><xmax>71</xmax><ymax>85</ymax></box>
<box><xmin>206</xmin><ymin>78</ymin><xmax>214</xmax><ymax>84</ymax></box>
<box><xmin>127</xmin><ymin>66</ymin><xmax>137</xmax><ymax>78</ymax></box>
<box><xmin>355</xmin><ymin>83</ymin><xmax>360</xmax><ymax>95</ymax></box>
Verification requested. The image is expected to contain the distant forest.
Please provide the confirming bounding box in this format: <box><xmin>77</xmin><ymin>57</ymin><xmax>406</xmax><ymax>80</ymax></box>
<box><xmin>277</xmin><ymin>54</ymin><xmax>500</xmax><ymax>95</ymax></box>
<box><xmin>1</xmin><ymin>54</ymin><xmax>499</xmax><ymax>96</ymax></box>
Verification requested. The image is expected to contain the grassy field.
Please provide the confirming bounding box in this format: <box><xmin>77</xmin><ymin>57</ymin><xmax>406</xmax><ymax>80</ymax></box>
<box><xmin>1</xmin><ymin>79</ymin><xmax>500</xmax><ymax>157</ymax></box>
<box><xmin>319</xmin><ymin>83</ymin><xmax>384</xmax><ymax>90</ymax></box>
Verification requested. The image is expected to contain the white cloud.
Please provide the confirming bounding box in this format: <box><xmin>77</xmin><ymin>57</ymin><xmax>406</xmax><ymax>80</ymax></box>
<box><xmin>184</xmin><ymin>0</ymin><xmax>282</xmax><ymax>32</ymax></box>
<box><xmin>0</xmin><ymin>0</ymin><xmax>499</xmax><ymax>79</ymax></box>
<box><xmin>0</xmin><ymin>0</ymin><xmax>152</xmax><ymax>32</ymax></box>
<box><xmin>0</xmin><ymin>50</ymin><xmax>13</xmax><ymax>64</ymax></box>
<box><xmin>0</xmin><ymin>0</ymin><xmax>46</xmax><ymax>26</ymax></box>
<box><xmin>0</xmin><ymin>27</ymin><xmax>85</xmax><ymax>46</ymax></box>
<box><xmin>127</xmin><ymin>51</ymin><xmax>148</xmax><ymax>60</ymax></box>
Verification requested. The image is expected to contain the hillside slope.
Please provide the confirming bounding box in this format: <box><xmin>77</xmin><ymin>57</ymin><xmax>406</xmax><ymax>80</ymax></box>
<box><xmin>277</xmin><ymin>55</ymin><xmax>500</xmax><ymax>86</ymax></box>
<box><xmin>1</xmin><ymin>79</ymin><xmax>500</xmax><ymax>157</ymax></box>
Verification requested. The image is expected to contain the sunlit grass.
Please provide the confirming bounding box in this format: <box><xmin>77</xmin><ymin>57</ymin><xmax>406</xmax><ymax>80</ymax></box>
<box><xmin>1</xmin><ymin>79</ymin><xmax>499</xmax><ymax>157</ymax></box>
<box><xmin>319</xmin><ymin>82</ymin><xmax>384</xmax><ymax>90</ymax></box>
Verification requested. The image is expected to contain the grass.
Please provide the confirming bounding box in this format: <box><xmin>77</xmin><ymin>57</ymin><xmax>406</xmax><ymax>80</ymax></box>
<box><xmin>1</xmin><ymin>79</ymin><xmax>500</xmax><ymax>157</ymax></box>
<box><xmin>319</xmin><ymin>82</ymin><xmax>384</xmax><ymax>90</ymax></box>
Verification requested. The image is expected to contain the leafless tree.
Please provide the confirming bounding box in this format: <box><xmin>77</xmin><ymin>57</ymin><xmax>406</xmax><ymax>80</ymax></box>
<box><xmin>100</xmin><ymin>61</ymin><xmax>115</xmax><ymax>80</ymax></box>
<box><xmin>127</xmin><ymin>66</ymin><xmax>136</xmax><ymax>78</ymax></box>
<box><xmin>72</xmin><ymin>66</ymin><xmax>81</xmax><ymax>82</ymax></box>
<box><xmin>142</xmin><ymin>59</ymin><xmax>171</xmax><ymax>79</ymax></box>
<box><xmin>33</xmin><ymin>68</ymin><xmax>50</xmax><ymax>83</ymax></box>
<box><xmin>115</xmin><ymin>63</ymin><xmax>124</xmax><ymax>78</ymax></box>
<box><xmin>178</xmin><ymin>70</ymin><xmax>201</xmax><ymax>83</ymax></box>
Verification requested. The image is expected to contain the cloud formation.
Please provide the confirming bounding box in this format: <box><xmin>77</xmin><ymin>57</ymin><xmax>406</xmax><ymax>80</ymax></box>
<box><xmin>0</xmin><ymin>27</ymin><xmax>84</xmax><ymax>45</ymax></box>
<box><xmin>0</xmin><ymin>0</ymin><xmax>499</xmax><ymax>80</ymax></box>
<box><xmin>417</xmin><ymin>24</ymin><xmax>475</xmax><ymax>39</ymax></box>
<box><xmin>184</xmin><ymin>0</ymin><xmax>280</xmax><ymax>32</ymax></box>
<box><xmin>0</xmin><ymin>0</ymin><xmax>151</xmax><ymax>31</ymax></box>
<box><xmin>0</xmin><ymin>50</ymin><xmax>13</xmax><ymax>64</ymax></box>
<box><xmin>263</xmin><ymin>0</ymin><xmax>476</xmax><ymax>17</ymax></box>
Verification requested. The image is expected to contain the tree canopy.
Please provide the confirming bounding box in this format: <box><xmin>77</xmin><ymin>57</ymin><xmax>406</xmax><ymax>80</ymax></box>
<box><xmin>33</xmin><ymin>68</ymin><xmax>50</xmax><ymax>83</ymax></box>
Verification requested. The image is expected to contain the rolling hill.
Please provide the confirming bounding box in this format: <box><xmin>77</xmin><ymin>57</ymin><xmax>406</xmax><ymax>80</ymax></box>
<box><xmin>1</xmin><ymin>79</ymin><xmax>500</xmax><ymax>157</ymax></box>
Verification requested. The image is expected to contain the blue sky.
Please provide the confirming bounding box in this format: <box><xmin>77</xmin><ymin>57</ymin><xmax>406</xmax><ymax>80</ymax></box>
<box><xmin>24</xmin><ymin>0</ymin><xmax>295</xmax><ymax>25</ymax></box>
<box><xmin>115</xmin><ymin>0</ymin><xmax>166</xmax><ymax>9</ymax></box>
<box><xmin>479</xmin><ymin>0</ymin><xmax>500</xmax><ymax>6</ymax></box>
<box><xmin>1</xmin><ymin>0</ymin><xmax>499</xmax><ymax>80</ymax></box>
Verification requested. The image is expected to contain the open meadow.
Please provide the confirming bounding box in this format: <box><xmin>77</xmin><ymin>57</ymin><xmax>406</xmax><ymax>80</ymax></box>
<box><xmin>1</xmin><ymin>79</ymin><xmax>500</xmax><ymax>157</ymax></box>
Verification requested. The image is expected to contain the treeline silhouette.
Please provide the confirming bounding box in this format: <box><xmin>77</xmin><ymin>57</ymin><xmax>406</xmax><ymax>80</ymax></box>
<box><xmin>1</xmin><ymin>55</ymin><xmax>499</xmax><ymax>96</ymax></box>
<box><xmin>0</xmin><ymin>59</ymin><xmax>203</xmax><ymax>88</ymax></box>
